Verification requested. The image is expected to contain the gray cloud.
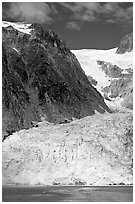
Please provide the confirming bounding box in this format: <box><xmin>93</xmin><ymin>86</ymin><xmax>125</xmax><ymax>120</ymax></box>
<box><xmin>2</xmin><ymin>2</ymin><xmax>133</xmax><ymax>30</ymax></box>
<box><xmin>59</xmin><ymin>2</ymin><xmax>133</xmax><ymax>30</ymax></box>
<box><xmin>3</xmin><ymin>2</ymin><xmax>55</xmax><ymax>24</ymax></box>
<box><xmin>67</xmin><ymin>21</ymin><xmax>81</xmax><ymax>30</ymax></box>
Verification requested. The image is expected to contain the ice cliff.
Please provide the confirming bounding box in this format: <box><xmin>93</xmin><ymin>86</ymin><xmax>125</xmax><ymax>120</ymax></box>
<box><xmin>3</xmin><ymin>112</ymin><xmax>133</xmax><ymax>185</ymax></box>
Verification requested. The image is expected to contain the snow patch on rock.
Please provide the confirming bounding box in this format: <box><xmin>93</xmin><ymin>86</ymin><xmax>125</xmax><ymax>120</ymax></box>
<box><xmin>121</xmin><ymin>70</ymin><xmax>129</xmax><ymax>74</ymax></box>
<box><xmin>2</xmin><ymin>21</ymin><xmax>33</xmax><ymax>34</ymax></box>
<box><xmin>105</xmin><ymin>97</ymin><xmax>124</xmax><ymax>107</ymax></box>
<box><xmin>12</xmin><ymin>47</ymin><xmax>19</xmax><ymax>53</ymax></box>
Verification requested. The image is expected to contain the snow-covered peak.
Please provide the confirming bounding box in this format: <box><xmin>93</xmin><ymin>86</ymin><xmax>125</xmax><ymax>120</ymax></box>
<box><xmin>2</xmin><ymin>21</ymin><xmax>33</xmax><ymax>34</ymax></box>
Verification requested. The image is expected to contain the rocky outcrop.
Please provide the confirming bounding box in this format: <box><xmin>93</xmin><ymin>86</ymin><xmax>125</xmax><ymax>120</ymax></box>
<box><xmin>2</xmin><ymin>112</ymin><xmax>133</xmax><ymax>185</ymax></box>
<box><xmin>103</xmin><ymin>78</ymin><xmax>133</xmax><ymax>110</ymax></box>
<box><xmin>2</xmin><ymin>22</ymin><xmax>111</xmax><ymax>137</ymax></box>
<box><xmin>87</xmin><ymin>75</ymin><xmax>98</xmax><ymax>86</ymax></box>
<box><xmin>96</xmin><ymin>60</ymin><xmax>133</xmax><ymax>110</ymax></box>
<box><xmin>116</xmin><ymin>33</ymin><xmax>133</xmax><ymax>54</ymax></box>
<box><xmin>97</xmin><ymin>60</ymin><xmax>123</xmax><ymax>78</ymax></box>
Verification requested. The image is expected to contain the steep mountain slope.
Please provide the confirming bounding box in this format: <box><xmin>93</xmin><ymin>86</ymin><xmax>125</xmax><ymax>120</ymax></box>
<box><xmin>2</xmin><ymin>21</ymin><xmax>110</xmax><ymax>137</ymax></box>
<box><xmin>3</xmin><ymin>112</ymin><xmax>133</xmax><ymax>185</ymax></box>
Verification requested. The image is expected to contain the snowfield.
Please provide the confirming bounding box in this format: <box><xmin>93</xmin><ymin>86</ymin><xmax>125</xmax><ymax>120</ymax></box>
<box><xmin>72</xmin><ymin>48</ymin><xmax>133</xmax><ymax>92</ymax></box>
<box><xmin>71</xmin><ymin>48</ymin><xmax>133</xmax><ymax>108</ymax></box>
<box><xmin>72</xmin><ymin>48</ymin><xmax>133</xmax><ymax>71</ymax></box>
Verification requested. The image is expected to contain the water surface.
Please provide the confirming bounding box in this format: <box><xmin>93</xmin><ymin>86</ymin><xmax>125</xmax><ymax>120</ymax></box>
<box><xmin>2</xmin><ymin>185</ymin><xmax>133</xmax><ymax>202</ymax></box>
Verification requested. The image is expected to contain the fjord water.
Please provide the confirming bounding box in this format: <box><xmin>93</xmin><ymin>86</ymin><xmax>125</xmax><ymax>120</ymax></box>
<box><xmin>2</xmin><ymin>186</ymin><xmax>133</xmax><ymax>202</ymax></box>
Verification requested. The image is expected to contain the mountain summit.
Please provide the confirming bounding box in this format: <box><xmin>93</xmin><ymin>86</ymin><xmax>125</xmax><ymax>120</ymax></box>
<box><xmin>116</xmin><ymin>33</ymin><xmax>133</xmax><ymax>54</ymax></box>
<box><xmin>2</xmin><ymin>21</ymin><xmax>111</xmax><ymax>137</ymax></box>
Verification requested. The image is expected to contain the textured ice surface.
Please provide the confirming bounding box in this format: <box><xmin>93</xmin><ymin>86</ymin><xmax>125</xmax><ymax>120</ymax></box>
<box><xmin>2</xmin><ymin>113</ymin><xmax>133</xmax><ymax>186</ymax></box>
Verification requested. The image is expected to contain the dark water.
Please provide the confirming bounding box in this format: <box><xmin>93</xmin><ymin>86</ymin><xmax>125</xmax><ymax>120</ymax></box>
<box><xmin>2</xmin><ymin>185</ymin><xmax>133</xmax><ymax>202</ymax></box>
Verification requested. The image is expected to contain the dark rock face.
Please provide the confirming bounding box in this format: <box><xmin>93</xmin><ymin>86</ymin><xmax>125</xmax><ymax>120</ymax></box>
<box><xmin>97</xmin><ymin>60</ymin><xmax>122</xmax><ymax>78</ymax></box>
<box><xmin>116</xmin><ymin>33</ymin><xmax>133</xmax><ymax>54</ymax></box>
<box><xmin>2</xmin><ymin>23</ymin><xmax>111</xmax><ymax>137</ymax></box>
<box><xmin>87</xmin><ymin>75</ymin><xmax>98</xmax><ymax>86</ymax></box>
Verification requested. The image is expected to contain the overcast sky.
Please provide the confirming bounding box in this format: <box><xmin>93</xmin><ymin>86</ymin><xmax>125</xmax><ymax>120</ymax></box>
<box><xmin>2</xmin><ymin>2</ymin><xmax>133</xmax><ymax>50</ymax></box>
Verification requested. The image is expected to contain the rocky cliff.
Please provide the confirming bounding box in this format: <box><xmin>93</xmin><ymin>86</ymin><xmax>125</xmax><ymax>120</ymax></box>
<box><xmin>2</xmin><ymin>21</ymin><xmax>110</xmax><ymax>138</ymax></box>
<box><xmin>116</xmin><ymin>33</ymin><xmax>133</xmax><ymax>54</ymax></box>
